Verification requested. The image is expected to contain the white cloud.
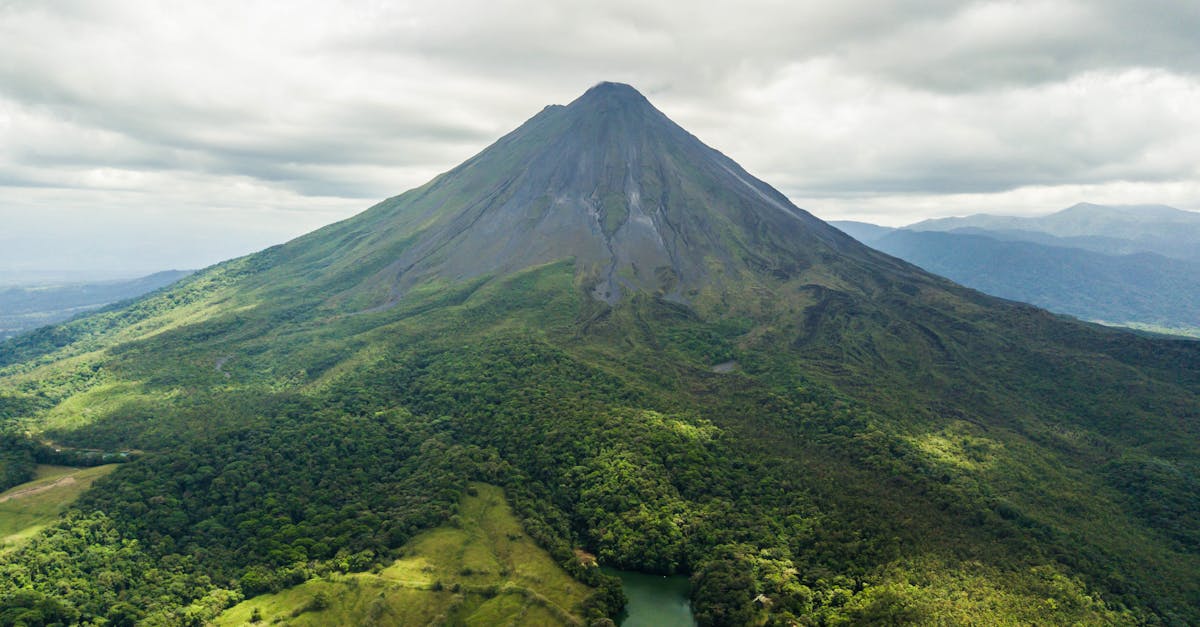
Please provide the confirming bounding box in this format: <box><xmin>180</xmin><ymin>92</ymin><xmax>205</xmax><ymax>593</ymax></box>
<box><xmin>0</xmin><ymin>0</ymin><xmax>1198</xmax><ymax>275</ymax></box>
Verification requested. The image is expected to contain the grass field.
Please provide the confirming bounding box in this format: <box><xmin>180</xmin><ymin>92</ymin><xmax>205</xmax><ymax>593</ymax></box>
<box><xmin>216</xmin><ymin>482</ymin><xmax>592</xmax><ymax>626</ymax></box>
<box><xmin>0</xmin><ymin>464</ymin><xmax>117</xmax><ymax>552</ymax></box>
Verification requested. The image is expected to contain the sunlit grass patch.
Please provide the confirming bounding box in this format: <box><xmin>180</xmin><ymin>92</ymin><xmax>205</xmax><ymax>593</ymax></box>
<box><xmin>910</xmin><ymin>423</ymin><xmax>1002</xmax><ymax>472</ymax></box>
<box><xmin>217</xmin><ymin>483</ymin><xmax>591</xmax><ymax>626</ymax></box>
<box><xmin>0</xmin><ymin>464</ymin><xmax>117</xmax><ymax>553</ymax></box>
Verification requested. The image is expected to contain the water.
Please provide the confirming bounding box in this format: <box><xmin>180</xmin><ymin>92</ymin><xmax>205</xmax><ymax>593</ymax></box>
<box><xmin>602</xmin><ymin>568</ymin><xmax>696</xmax><ymax>627</ymax></box>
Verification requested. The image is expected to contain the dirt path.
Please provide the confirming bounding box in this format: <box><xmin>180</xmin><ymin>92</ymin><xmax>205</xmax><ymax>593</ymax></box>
<box><xmin>215</xmin><ymin>354</ymin><xmax>233</xmax><ymax>378</ymax></box>
<box><xmin>0</xmin><ymin>475</ymin><xmax>77</xmax><ymax>504</ymax></box>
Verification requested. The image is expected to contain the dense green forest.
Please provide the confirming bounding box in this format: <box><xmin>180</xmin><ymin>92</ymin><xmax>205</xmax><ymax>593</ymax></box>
<box><xmin>0</xmin><ymin>434</ymin><xmax>36</xmax><ymax>494</ymax></box>
<box><xmin>1</xmin><ymin>261</ymin><xmax>1196</xmax><ymax>625</ymax></box>
<box><xmin>1</xmin><ymin>83</ymin><xmax>1198</xmax><ymax>625</ymax></box>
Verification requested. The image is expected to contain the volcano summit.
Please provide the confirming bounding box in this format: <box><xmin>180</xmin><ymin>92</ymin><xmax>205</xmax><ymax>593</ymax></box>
<box><xmin>269</xmin><ymin>81</ymin><xmax>893</xmax><ymax>311</ymax></box>
<box><xmin>0</xmin><ymin>84</ymin><xmax>1197</xmax><ymax>625</ymax></box>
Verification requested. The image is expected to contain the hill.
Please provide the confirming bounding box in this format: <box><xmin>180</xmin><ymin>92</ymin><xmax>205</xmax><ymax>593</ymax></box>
<box><xmin>908</xmin><ymin>202</ymin><xmax>1200</xmax><ymax>261</ymax></box>
<box><xmin>215</xmin><ymin>483</ymin><xmax>593</xmax><ymax>626</ymax></box>
<box><xmin>830</xmin><ymin>222</ymin><xmax>1200</xmax><ymax>334</ymax></box>
<box><xmin>827</xmin><ymin>220</ymin><xmax>895</xmax><ymax>244</ymax></box>
<box><xmin>0</xmin><ymin>270</ymin><xmax>192</xmax><ymax>341</ymax></box>
<box><xmin>0</xmin><ymin>83</ymin><xmax>1198</xmax><ymax>626</ymax></box>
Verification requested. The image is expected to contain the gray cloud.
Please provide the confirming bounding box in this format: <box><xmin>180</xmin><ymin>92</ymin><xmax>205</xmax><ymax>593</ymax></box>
<box><xmin>840</xmin><ymin>1</ymin><xmax>1200</xmax><ymax>92</ymax></box>
<box><xmin>0</xmin><ymin>0</ymin><xmax>1198</xmax><ymax>275</ymax></box>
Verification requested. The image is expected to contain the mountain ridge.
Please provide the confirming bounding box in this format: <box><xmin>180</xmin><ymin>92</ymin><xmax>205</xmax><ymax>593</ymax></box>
<box><xmin>834</xmin><ymin>210</ymin><xmax>1200</xmax><ymax>333</ymax></box>
<box><xmin>906</xmin><ymin>202</ymin><xmax>1200</xmax><ymax>261</ymax></box>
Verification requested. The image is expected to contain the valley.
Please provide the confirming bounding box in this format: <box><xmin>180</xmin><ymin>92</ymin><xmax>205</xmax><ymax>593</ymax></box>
<box><xmin>0</xmin><ymin>271</ymin><xmax>192</xmax><ymax>341</ymax></box>
<box><xmin>833</xmin><ymin>206</ymin><xmax>1200</xmax><ymax>337</ymax></box>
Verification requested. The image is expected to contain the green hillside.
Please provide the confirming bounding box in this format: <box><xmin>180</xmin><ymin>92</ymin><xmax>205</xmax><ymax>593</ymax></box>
<box><xmin>0</xmin><ymin>83</ymin><xmax>1197</xmax><ymax>626</ymax></box>
<box><xmin>0</xmin><ymin>464</ymin><xmax>117</xmax><ymax>553</ymax></box>
<box><xmin>216</xmin><ymin>483</ymin><xmax>593</xmax><ymax>626</ymax></box>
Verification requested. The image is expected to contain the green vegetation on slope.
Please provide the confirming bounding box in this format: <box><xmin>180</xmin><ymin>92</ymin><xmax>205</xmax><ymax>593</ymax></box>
<box><xmin>0</xmin><ymin>436</ymin><xmax>35</xmax><ymax>494</ymax></box>
<box><xmin>1</xmin><ymin>260</ymin><xmax>1193</xmax><ymax>625</ymax></box>
<box><xmin>0</xmin><ymin>430</ymin><xmax>126</xmax><ymax>494</ymax></box>
<box><xmin>0</xmin><ymin>84</ymin><xmax>1197</xmax><ymax>626</ymax></box>
<box><xmin>217</xmin><ymin>483</ymin><xmax>594</xmax><ymax>626</ymax></box>
<box><xmin>0</xmin><ymin>464</ymin><xmax>116</xmax><ymax>553</ymax></box>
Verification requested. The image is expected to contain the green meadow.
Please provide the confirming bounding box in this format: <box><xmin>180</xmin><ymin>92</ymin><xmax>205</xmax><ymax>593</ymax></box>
<box><xmin>0</xmin><ymin>464</ymin><xmax>116</xmax><ymax>552</ymax></box>
<box><xmin>216</xmin><ymin>483</ymin><xmax>592</xmax><ymax>626</ymax></box>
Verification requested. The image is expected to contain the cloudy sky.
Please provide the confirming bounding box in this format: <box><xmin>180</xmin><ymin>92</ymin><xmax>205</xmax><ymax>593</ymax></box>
<box><xmin>2</xmin><ymin>0</ymin><xmax>1199</xmax><ymax>279</ymax></box>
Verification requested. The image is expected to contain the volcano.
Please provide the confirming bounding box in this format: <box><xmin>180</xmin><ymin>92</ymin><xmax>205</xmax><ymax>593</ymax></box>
<box><xmin>256</xmin><ymin>81</ymin><xmax>915</xmax><ymax>312</ymax></box>
<box><xmin>1</xmin><ymin>83</ymin><xmax>1197</xmax><ymax>625</ymax></box>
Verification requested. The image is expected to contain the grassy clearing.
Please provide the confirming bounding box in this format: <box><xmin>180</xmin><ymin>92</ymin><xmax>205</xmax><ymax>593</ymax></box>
<box><xmin>216</xmin><ymin>482</ymin><xmax>591</xmax><ymax>626</ymax></box>
<box><xmin>0</xmin><ymin>464</ymin><xmax>116</xmax><ymax>552</ymax></box>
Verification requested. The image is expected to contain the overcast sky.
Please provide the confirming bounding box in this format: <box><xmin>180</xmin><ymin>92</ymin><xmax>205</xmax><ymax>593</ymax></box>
<box><xmin>2</xmin><ymin>0</ymin><xmax>1199</xmax><ymax>279</ymax></box>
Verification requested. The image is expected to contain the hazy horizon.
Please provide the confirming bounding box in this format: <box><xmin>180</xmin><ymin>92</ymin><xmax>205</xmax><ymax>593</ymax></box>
<box><xmin>6</xmin><ymin>198</ymin><xmax>1199</xmax><ymax>286</ymax></box>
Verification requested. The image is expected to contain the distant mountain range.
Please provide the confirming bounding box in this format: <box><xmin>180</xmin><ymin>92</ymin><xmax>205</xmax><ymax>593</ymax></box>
<box><xmin>832</xmin><ymin>203</ymin><xmax>1200</xmax><ymax>335</ymax></box>
<box><xmin>0</xmin><ymin>271</ymin><xmax>192</xmax><ymax>340</ymax></box>
<box><xmin>908</xmin><ymin>202</ymin><xmax>1200</xmax><ymax>261</ymax></box>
